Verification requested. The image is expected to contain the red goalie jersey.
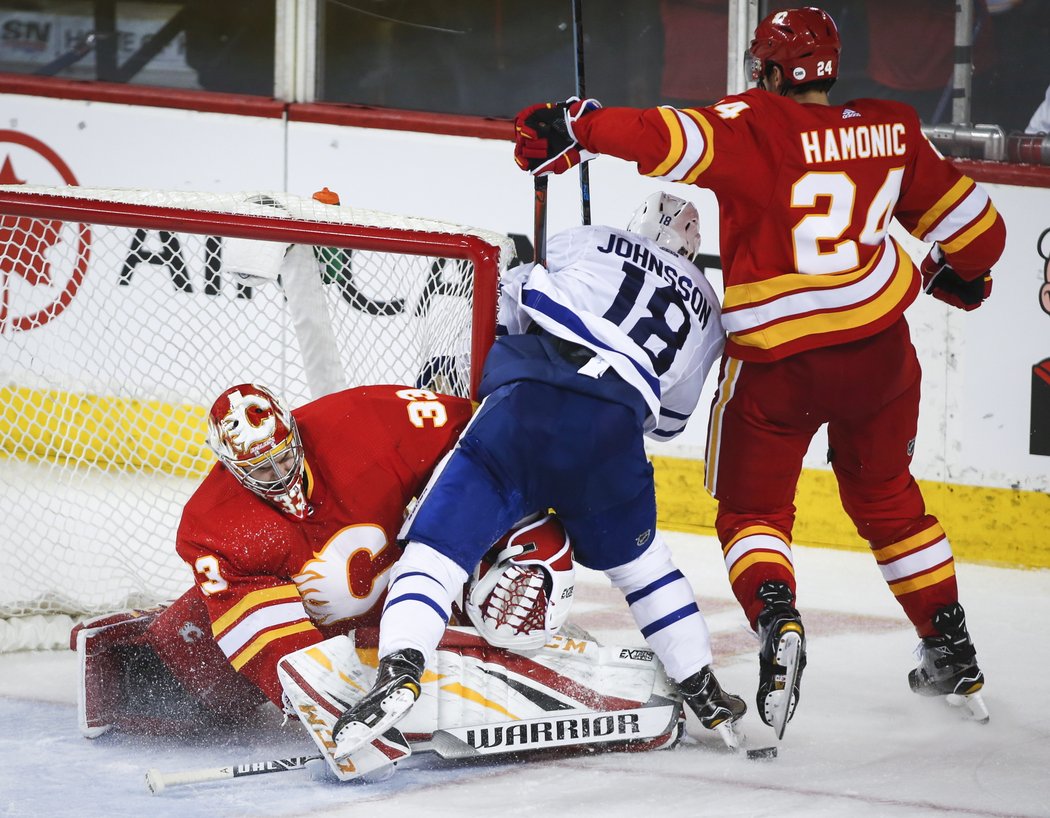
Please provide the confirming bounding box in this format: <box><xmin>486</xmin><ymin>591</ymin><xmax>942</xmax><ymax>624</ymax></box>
<box><xmin>176</xmin><ymin>386</ymin><xmax>473</xmax><ymax>706</ymax></box>
<box><xmin>574</xmin><ymin>91</ymin><xmax>1006</xmax><ymax>361</ymax></box>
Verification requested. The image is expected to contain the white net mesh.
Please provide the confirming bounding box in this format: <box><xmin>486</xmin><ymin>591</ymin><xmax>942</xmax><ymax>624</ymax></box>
<box><xmin>0</xmin><ymin>185</ymin><xmax>512</xmax><ymax>630</ymax></box>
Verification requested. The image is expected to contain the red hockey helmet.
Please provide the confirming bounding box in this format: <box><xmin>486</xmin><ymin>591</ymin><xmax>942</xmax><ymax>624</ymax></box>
<box><xmin>206</xmin><ymin>383</ymin><xmax>308</xmax><ymax>518</ymax></box>
<box><xmin>749</xmin><ymin>7</ymin><xmax>840</xmax><ymax>88</ymax></box>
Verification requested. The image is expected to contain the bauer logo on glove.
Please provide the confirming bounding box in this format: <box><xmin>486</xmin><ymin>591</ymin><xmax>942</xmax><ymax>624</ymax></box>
<box><xmin>466</xmin><ymin>513</ymin><xmax>574</xmax><ymax>650</ymax></box>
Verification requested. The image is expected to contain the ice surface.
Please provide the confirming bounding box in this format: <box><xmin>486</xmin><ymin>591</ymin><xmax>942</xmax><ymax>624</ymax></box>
<box><xmin>2</xmin><ymin>532</ymin><xmax>1048</xmax><ymax>818</ymax></box>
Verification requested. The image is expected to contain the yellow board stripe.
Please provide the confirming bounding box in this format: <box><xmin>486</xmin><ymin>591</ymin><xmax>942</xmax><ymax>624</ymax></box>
<box><xmin>0</xmin><ymin>386</ymin><xmax>211</xmax><ymax>477</ymax></box>
<box><xmin>230</xmin><ymin>620</ymin><xmax>318</xmax><ymax>670</ymax></box>
<box><xmin>211</xmin><ymin>584</ymin><xmax>303</xmax><ymax>635</ymax></box>
<box><xmin>653</xmin><ymin>455</ymin><xmax>1050</xmax><ymax>570</ymax></box>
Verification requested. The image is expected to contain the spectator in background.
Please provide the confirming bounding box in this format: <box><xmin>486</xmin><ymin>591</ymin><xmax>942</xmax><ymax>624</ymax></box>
<box><xmin>861</xmin><ymin>0</ymin><xmax>994</xmax><ymax>124</ymax></box>
<box><xmin>974</xmin><ymin>0</ymin><xmax>1050</xmax><ymax>132</ymax></box>
<box><xmin>1027</xmin><ymin>85</ymin><xmax>1050</xmax><ymax>134</ymax></box>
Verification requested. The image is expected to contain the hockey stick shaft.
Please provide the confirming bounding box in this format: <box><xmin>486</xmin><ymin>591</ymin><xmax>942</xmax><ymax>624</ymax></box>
<box><xmin>572</xmin><ymin>0</ymin><xmax>591</xmax><ymax>226</ymax></box>
<box><xmin>534</xmin><ymin>175</ymin><xmax>549</xmax><ymax>267</ymax></box>
<box><xmin>146</xmin><ymin>754</ymin><xmax>322</xmax><ymax>795</ymax></box>
<box><xmin>534</xmin><ymin>0</ymin><xmax>586</xmax><ymax>264</ymax></box>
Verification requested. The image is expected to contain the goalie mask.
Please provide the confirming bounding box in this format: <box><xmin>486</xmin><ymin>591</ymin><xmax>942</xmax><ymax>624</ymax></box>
<box><xmin>207</xmin><ymin>383</ymin><xmax>308</xmax><ymax>519</ymax></box>
<box><xmin>626</xmin><ymin>192</ymin><xmax>701</xmax><ymax>261</ymax></box>
<box><xmin>467</xmin><ymin>513</ymin><xmax>575</xmax><ymax>651</ymax></box>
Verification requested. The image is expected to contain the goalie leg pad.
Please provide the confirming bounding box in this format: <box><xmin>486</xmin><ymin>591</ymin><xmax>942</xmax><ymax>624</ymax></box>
<box><xmin>278</xmin><ymin>635</ymin><xmax>412</xmax><ymax>782</ymax></box>
<box><xmin>365</xmin><ymin>626</ymin><xmax>685</xmax><ymax>755</ymax></box>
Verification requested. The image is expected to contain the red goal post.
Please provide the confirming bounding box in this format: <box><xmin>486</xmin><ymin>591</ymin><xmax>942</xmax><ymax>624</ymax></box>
<box><xmin>0</xmin><ymin>184</ymin><xmax>514</xmax><ymax>649</ymax></box>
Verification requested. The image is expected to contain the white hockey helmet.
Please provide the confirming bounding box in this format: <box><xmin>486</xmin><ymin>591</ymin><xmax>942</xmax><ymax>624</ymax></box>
<box><xmin>626</xmin><ymin>192</ymin><xmax>701</xmax><ymax>260</ymax></box>
<box><xmin>207</xmin><ymin>383</ymin><xmax>308</xmax><ymax>519</ymax></box>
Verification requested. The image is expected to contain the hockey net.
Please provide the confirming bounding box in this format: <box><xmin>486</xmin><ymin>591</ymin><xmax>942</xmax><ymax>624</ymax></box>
<box><xmin>0</xmin><ymin>184</ymin><xmax>513</xmax><ymax>650</ymax></box>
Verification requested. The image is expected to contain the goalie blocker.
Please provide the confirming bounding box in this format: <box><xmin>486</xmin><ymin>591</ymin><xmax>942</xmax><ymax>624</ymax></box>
<box><xmin>71</xmin><ymin>587</ymin><xmax>267</xmax><ymax>738</ymax></box>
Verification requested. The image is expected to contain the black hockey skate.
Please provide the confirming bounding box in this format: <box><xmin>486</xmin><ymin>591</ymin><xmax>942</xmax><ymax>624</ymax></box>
<box><xmin>332</xmin><ymin>649</ymin><xmax>425</xmax><ymax>759</ymax></box>
<box><xmin>678</xmin><ymin>665</ymin><xmax>747</xmax><ymax>750</ymax></box>
<box><xmin>909</xmin><ymin>602</ymin><xmax>989</xmax><ymax>723</ymax></box>
<box><xmin>755</xmin><ymin>581</ymin><xmax>806</xmax><ymax>740</ymax></box>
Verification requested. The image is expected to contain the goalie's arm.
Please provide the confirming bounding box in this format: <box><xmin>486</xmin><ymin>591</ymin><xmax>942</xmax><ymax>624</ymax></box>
<box><xmin>179</xmin><ymin>539</ymin><xmax>324</xmax><ymax>708</ymax></box>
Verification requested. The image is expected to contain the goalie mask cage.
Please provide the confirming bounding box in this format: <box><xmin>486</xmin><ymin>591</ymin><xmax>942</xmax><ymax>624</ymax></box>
<box><xmin>0</xmin><ymin>184</ymin><xmax>512</xmax><ymax>649</ymax></box>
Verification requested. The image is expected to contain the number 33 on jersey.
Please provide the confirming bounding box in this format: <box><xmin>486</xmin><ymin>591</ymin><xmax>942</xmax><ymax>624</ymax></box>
<box><xmin>176</xmin><ymin>385</ymin><xmax>473</xmax><ymax>706</ymax></box>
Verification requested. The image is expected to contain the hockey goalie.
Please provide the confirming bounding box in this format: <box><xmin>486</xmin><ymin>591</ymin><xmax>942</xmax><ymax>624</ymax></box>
<box><xmin>71</xmin><ymin>382</ymin><xmax>689</xmax><ymax>782</ymax></box>
<box><xmin>73</xmin><ymin>521</ymin><xmax>683</xmax><ymax>782</ymax></box>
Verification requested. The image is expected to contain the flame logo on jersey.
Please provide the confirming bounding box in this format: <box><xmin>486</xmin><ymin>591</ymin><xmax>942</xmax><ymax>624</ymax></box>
<box><xmin>293</xmin><ymin>524</ymin><xmax>399</xmax><ymax>625</ymax></box>
<box><xmin>220</xmin><ymin>389</ymin><xmax>277</xmax><ymax>458</ymax></box>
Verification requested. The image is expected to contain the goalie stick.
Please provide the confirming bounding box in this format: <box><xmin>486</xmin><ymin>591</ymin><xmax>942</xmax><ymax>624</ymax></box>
<box><xmin>146</xmin><ymin>755</ymin><xmax>321</xmax><ymax>794</ymax></box>
<box><xmin>146</xmin><ymin>701</ymin><xmax>682</xmax><ymax>794</ymax></box>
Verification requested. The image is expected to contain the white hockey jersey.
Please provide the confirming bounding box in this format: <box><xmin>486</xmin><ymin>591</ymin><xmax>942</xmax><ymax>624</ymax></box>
<box><xmin>499</xmin><ymin>225</ymin><xmax>724</xmax><ymax>440</ymax></box>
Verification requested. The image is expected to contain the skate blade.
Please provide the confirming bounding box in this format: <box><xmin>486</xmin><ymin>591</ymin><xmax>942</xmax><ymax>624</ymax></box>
<box><xmin>769</xmin><ymin>631</ymin><xmax>803</xmax><ymax>740</ymax></box>
<box><xmin>334</xmin><ymin>689</ymin><xmax>417</xmax><ymax>759</ymax></box>
<box><xmin>714</xmin><ymin>719</ymin><xmax>743</xmax><ymax>751</ymax></box>
<box><xmin>335</xmin><ymin>730</ymin><xmax>409</xmax><ymax>781</ymax></box>
<box><xmin>946</xmin><ymin>690</ymin><xmax>990</xmax><ymax>724</ymax></box>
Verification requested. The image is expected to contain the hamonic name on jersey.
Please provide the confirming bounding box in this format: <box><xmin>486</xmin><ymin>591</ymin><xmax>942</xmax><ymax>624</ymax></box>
<box><xmin>800</xmin><ymin>122</ymin><xmax>907</xmax><ymax>165</ymax></box>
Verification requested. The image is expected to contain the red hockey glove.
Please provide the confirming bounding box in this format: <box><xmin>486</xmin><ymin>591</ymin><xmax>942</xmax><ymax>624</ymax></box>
<box><xmin>513</xmin><ymin>97</ymin><xmax>602</xmax><ymax>176</ymax></box>
<box><xmin>920</xmin><ymin>246</ymin><xmax>992</xmax><ymax>311</ymax></box>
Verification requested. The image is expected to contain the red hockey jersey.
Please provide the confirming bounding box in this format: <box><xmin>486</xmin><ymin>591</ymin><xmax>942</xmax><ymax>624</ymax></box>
<box><xmin>176</xmin><ymin>386</ymin><xmax>473</xmax><ymax>705</ymax></box>
<box><xmin>575</xmin><ymin>91</ymin><xmax>1006</xmax><ymax>361</ymax></box>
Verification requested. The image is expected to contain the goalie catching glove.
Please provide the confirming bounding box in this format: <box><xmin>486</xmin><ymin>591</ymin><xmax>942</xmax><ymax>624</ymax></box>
<box><xmin>920</xmin><ymin>245</ymin><xmax>992</xmax><ymax>311</ymax></box>
<box><xmin>514</xmin><ymin>97</ymin><xmax>602</xmax><ymax>176</ymax></box>
<box><xmin>466</xmin><ymin>513</ymin><xmax>575</xmax><ymax>651</ymax></box>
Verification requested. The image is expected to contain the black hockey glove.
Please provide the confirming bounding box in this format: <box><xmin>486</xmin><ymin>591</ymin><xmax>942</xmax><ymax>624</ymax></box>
<box><xmin>513</xmin><ymin>97</ymin><xmax>601</xmax><ymax>176</ymax></box>
<box><xmin>920</xmin><ymin>246</ymin><xmax>992</xmax><ymax>311</ymax></box>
